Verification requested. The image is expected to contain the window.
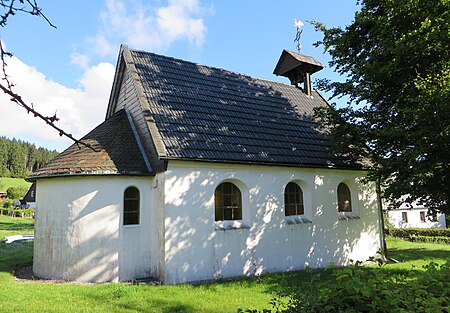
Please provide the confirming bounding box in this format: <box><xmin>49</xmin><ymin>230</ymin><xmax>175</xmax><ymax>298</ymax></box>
<box><xmin>124</xmin><ymin>186</ymin><xmax>140</xmax><ymax>225</ymax></box>
<box><xmin>420</xmin><ymin>211</ymin><xmax>426</xmax><ymax>222</ymax></box>
<box><xmin>284</xmin><ymin>182</ymin><xmax>304</xmax><ymax>216</ymax></box>
<box><xmin>215</xmin><ymin>182</ymin><xmax>242</xmax><ymax>221</ymax></box>
<box><xmin>337</xmin><ymin>183</ymin><xmax>352</xmax><ymax>212</ymax></box>
<box><xmin>401</xmin><ymin>212</ymin><xmax>408</xmax><ymax>223</ymax></box>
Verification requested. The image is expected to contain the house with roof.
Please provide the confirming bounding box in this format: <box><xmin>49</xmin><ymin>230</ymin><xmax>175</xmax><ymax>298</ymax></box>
<box><xmin>29</xmin><ymin>45</ymin><xmax>382</xmax><ymax>284</ymax></box>
<box><xmin>387</xmin><ymin>200</ymin><xmax>446</xmax><ymax>229</ymax></box>
<box><xmin>22</xmin><ymin>182</ymin><xmax>36</xmax><ymax>209</ymax></box>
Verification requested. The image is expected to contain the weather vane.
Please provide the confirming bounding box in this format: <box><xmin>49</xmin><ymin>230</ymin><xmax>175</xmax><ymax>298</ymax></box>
<box><xmin>294</xmin><ymin>19</ymin><xmax>304</xmax><ymax>53</ymax></box>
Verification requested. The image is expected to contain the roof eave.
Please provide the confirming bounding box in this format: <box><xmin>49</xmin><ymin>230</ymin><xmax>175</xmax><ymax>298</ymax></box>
<box><xmin>161</xmin><ymin>156</ymin><xmax>366</xmax><ymax>171</ymax></box>
<box><xmin>27</xmin><ymin>170</ymin><xmax>155</xmax><ymax>182</ymax></box>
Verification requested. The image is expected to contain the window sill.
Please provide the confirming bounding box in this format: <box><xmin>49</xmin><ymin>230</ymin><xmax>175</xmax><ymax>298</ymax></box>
<box><xmin>286</xmin><ymin>216</ymin><xmax>312</xmax><ymax>225</ymax></box>
<box><xmin>123</xmin><ymin>224</ymin><xmax>141</xmax><ymax>227</ymax></box>
<box><xmin>338</xmin><ymin>212</ymin><xmax>360</xmax><ymax>220</ymax></box>
<box><xmin>215</xmin><ymin>221</ymin><xmax>250</xmax><ymax>231</ymax></box>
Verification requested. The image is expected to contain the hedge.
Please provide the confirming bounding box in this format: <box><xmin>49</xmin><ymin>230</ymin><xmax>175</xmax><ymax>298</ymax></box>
<box><xmin>387</xmin><ymin>227</ymin><xmax>450</xmax><ymax>238</ymax></box>
<box><xmin>0</xmin><ymin>208</ymin><xmax>35</xmax><ymax>218</ymax></box>
<box><xmin>408</xmin><ymin>235</ymin><xmax>450</xmax><ymax>245</ymax></box>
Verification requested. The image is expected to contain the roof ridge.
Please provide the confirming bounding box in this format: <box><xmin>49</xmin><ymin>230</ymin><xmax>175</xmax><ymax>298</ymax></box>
<box><xmin>129</xmin><ymin>47</ymin><xmax>316</xmax><ymax>90</ymax></box>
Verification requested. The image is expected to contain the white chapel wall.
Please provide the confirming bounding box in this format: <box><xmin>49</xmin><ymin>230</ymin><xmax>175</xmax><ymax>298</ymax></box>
<box><xmin>33</xmin><ymin>175</ymin><xmax>159</xmax><ymax>282</ymax></box>
<box><xmin>163</xmin><ymin>161</ymin><xmax>382</xmax><ymax>284</ymax></box>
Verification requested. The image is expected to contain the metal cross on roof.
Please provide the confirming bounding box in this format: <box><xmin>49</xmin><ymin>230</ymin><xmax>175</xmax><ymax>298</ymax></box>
<box><xmin>294</xmin><ymin>19</ymin><xmax>304</xmax><ymax>53</ymax></box>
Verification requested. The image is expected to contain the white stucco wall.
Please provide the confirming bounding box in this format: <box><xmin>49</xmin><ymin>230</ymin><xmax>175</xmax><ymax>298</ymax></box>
<box><xmin>388</xmin><ymin>208</ymin><xmax>446</xmax><ymax>228</ymax></box>
<box><xmin>163</xmin><ymin>161</ymin><xmax>382</xmax><ymax>284</ymax></box>
<box><xmin>33</xmin><ymin>175</ymin><xmax>161</xmax><ymax>282</ymax></box>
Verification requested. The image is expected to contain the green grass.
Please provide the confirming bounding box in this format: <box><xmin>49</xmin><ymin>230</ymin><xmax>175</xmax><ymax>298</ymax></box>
<box><xmin>0</xmin><ymin>216</ymin><xmax>449</xmax><ymax>313</ymax></box>
<box><xmin>384</xmin><ymin>236</ymin><xmax>450</xmax><ymax>270</ymax></box>
<box><xmin>0</xmin><ymin>177</ymin><xmax>31</xmax><ymax>191</ymax></box>
<box><xmin>0</xmin><ymin>215</ymin><xmax>34</xmax><ymax>239</ymax></box>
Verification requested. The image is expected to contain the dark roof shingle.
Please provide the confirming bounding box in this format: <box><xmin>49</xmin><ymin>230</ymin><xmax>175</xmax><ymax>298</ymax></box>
<box><xmin>29</xmin><ymin>109</ymin><xmax>152</xmax><ymax>179</ymax></box>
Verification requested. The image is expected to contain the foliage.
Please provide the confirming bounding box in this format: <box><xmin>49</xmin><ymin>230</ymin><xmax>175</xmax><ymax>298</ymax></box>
<box><xmin>388</xmin><ymin>228</ymin><xmax>450</xmax><ymax>244</ymax></box>
<box><xmin>312</xmin><ymin>0</ymin><xmax>450</xmax><ymax>215</ymax></box>
<box><xmin>248</xmin><ymin>262</ymin><xmax>450</xmax><ymax>313</ymax></box>
<box><xmin>2</xmin><ymin>208</ymin><xmax>36</xmax><ymax>218</ymax></box>
<box><xmin>1</xmin><ymin>199</ymin><xmax>12</xmax><ymax>209</ymax></box>
<box><xmin>0</xmin><ymin>137</ymin><xmax>58</xmax><ymax>178</ymax></box>
<box><xmin>388</xmin><ymin>227</ymin><xmax>450</xmax><ymax>238</ymax></box>
<box><xmin>6</xmin><ymin>186</ymin><xmax>28</xmax><ymax>200</ymax></box>
<box><xmin>408</xmin><ymin>235</ymin><xmax>450</xmax><ymax>245</ymax></box>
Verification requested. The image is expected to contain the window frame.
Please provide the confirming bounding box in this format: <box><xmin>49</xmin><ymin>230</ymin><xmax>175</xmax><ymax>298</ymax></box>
<box><xmin>419</xmin><ymin>211</ymin><xmax>426</xmax><ymax>223</ymax></box>
<box><xmin>214</xmin><ymin>182</ymin><xmax>242</xmax><ymax>222</ymax></box>
<box><xmin>284</xmin><ymin>182</ymin><xmax>305</xmax><ymax>216</ymax></box>
<box><xmin>337</xmin><ymin>183</ymin><xmax>352</xmax><ymax>213</ymax></box>
<box><xmin>214</xmin><ymin>180</ymin><xmax>250</xmax><ymax>231</ymax></box>
<box><xmin>401</xmin><ymin>211</ymin><xmax>408</xmax><ymax>223</ymax></box>
<box><xmin>123</xmin><ymin>186</ymin><xmax>140</xmax><ymax>226</ymax></box>
<box><xmin>284</xmin><ymin>180</ymin><xmax>312</xmax><ymax>225</ymax></box>
<box><xmin>337</xmin><ymin>181</ymin><xmax>360</xmax><ymax>220</ymax></box>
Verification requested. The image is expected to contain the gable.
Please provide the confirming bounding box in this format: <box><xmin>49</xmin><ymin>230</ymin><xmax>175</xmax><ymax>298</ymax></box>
<box><xmin>107</xmin><ymin>48</ymin><xmax>167</xmax><ymax>172</ymax></box>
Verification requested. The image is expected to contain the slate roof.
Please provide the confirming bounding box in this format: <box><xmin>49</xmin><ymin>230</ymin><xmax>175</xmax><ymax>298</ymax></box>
<box><xmin>28</xmin><ymin>110</ymin><xmax>152</xmax><ymax>179</ymax></box>
<box><xmin>129</xmin><ymin>48</ymin><xmax>360</xmax><ymax>169</ymax></box>
<box><xmin>30</xmin><ymin>47</ymin><xmax>362</xmax><ymax>180</ymax></box>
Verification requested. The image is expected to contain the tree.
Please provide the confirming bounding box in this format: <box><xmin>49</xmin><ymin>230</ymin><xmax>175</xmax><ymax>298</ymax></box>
<box><xmin>6</xmin><ymin>186</ymin><xmax>28</xmax><ymax>200</ymax></box>
<box><xmin>0</xmin><ymin>136</ymin><xmax>58</xmax><ymax>177</ymax></box>
<box><xmin>312</xmin><ymin>0</ymin><xmax>450</xmax><ymax>214</ymax></box>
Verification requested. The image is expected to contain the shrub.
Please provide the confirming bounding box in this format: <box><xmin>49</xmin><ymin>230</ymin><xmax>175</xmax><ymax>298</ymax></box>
<box><xmin>387</xmin><ymin>227</ymin><xmax>450</xmax><ymax>238</ymax></box>
<box><xmin>11</xmin><ymin>208</ymin><xmax>35</xmax><ymax>218</ymax></box>
<box><xmin>2</xmin><ymin>199</ymin><xmax>13</xmax><ymax>209</ymax></box>
<box><xmin>6</xmin><ymin>186</ymin><xmax>28</xmax><ymax>200</ymax></box>
<box><xmin>240</xmin><ymin>261</ymin><xmax>450</xmax><ymax>313</ymax></box>
<box><xmin>409</xmin><ymin>235</ymin><xmax>450</xmax><ymax>245</ymax></box>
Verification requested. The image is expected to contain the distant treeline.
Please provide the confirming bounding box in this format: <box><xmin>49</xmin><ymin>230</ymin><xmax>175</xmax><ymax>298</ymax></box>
<box><xmin>0</xmin><ymin>136</ymin><xmax>59</xmax><ymax>178</ymax></box>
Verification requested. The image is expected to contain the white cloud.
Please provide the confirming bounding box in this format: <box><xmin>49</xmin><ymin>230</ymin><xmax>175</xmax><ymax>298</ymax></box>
<box><xmin>0</xmin><ymin>56</ymin><xmax>115</xmax><ymax>150</ymax></box>
<box><xmin>70</xmin><ymin>52</ymin><xmax>90</xmax><ymax>69</ymax></box>
<box><xmin>157</xmin><ymin>0</ymin><xmax>207</xmax><ymax>46</ymax></box>
<box><xmin>85</xmin><ymin>0</ymin><xmax>211</xmax><ymax>58</ymax></box>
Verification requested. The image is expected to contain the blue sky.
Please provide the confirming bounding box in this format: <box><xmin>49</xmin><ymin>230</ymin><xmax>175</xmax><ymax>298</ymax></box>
<box><xmin>0</xmin><ymin>0</ymin><xmax>359</xmax><ymax>151</ymax></box>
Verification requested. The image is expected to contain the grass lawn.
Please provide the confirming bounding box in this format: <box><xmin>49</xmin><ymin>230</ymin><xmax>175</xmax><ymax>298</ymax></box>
<box><xmin>0</xmin><ymin>215</ymin><xmax>449</xmax><ymax>313</ymax></box>
<box><xmin>385</xmin><ymin>236</ymin><xmax>450</xmax><ymax>270</ymax></box>
<box><xmin>0</xmin><ymin>177</ymin><xmax>31</xmax><ymax>191</ymax></box>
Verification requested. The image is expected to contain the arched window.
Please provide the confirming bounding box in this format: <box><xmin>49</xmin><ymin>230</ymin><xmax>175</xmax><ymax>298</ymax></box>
<box><xmin>124</xmin><ymin>186</ymin><xmax>140</xmax><ymax>225</ymax></box>
<box><xmin>337</xmin><ymin>183</ymin><xmax>352</xmax><ymax>212</ymax></box>
<box><xmin>284</xmin><ymin>182</ymin><xmax>304</xmax><ymax>216</ymax></box>
<box><xmin>215</xmin><ymin>182</ymin><xmax>242</xmax><ymax>221</ymax></box>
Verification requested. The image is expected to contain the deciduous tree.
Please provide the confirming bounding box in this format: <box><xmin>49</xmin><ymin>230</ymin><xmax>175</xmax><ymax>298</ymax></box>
<box><xmin>313</xmin><ymin>0</ymin><xmax>450</xmax><ymax>214</ymax></box>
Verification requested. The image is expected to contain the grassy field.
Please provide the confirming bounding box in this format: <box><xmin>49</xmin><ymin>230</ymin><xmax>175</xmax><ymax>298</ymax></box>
<box><xmin>385</xmin><ymin>236</ymin><xmax>450</xmax><ymax>269</ymax></box>
<box><xmin>0</xmin><ymin>177</ymin><xmax>31</xmax><ymax>191</ymax></box>
<box><xmin>0</xmin><ymin>215</ymin><xmax>449</xmax><ymax>312</ymax></box>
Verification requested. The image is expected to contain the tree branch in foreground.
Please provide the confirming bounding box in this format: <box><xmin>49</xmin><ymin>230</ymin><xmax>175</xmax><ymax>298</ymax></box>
<box><xmin>0</xmin><ymin>0</ymin><xmax>99</xmax><ymax>152</ymax></box>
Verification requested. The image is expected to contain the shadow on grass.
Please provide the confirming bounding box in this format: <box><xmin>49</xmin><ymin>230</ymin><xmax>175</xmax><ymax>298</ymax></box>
<box><xmin>388</xmin><ymin>248</ymin><xmax>450</xmax><ymax>262</ymax></box>
<box><xmin>191</xmin><ymin>249</ymin><xmax>450</xmax><ymax>300</ymax></box>
<box><xmin>0</xmin><ymin>217</ymin><xmax>34</xmax><ymax>231</ymax></box>
<box><xmin>86</xmin><ymin>286</ymin><xmax>196</xmax><ymax>313</ymax></box>
<box><xmin>0</xmin><ymin>241</ymin><xmax>33</xmax><ymax>272</ymax></box>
